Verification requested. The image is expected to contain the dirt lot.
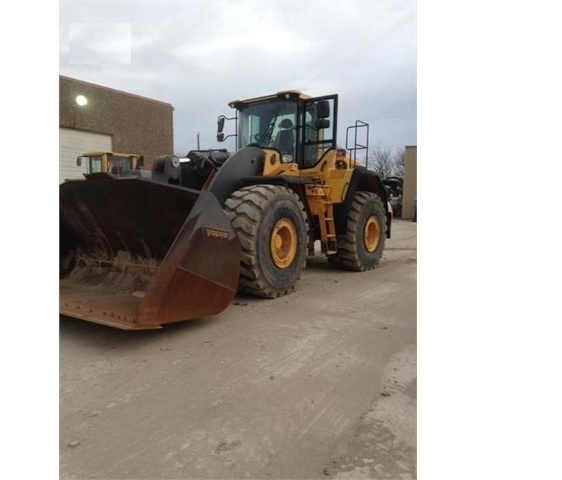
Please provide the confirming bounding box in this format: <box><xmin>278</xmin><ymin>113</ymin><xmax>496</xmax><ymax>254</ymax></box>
<box><xmin>60</xmin><ymin>219</ymin><xmax>417</xmax><ymax>480</ymax></box>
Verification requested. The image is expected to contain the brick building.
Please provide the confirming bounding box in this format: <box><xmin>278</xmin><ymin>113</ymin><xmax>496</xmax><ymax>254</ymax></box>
<box><xmin>59</xmin><ymin>75</ymin><xmax>174</xmax><ymax>183</ymax></box>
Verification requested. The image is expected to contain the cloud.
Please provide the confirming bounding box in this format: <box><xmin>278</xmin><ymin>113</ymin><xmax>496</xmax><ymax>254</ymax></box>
<box><xmin>60</xmin><ymin>0</ymin><xmax>416</xmax><ymax>153</ymax></box>
<box><xmin>69</xmin><ymin>23</ymin><xmax>132</xmax><ymax>64</ymax></box>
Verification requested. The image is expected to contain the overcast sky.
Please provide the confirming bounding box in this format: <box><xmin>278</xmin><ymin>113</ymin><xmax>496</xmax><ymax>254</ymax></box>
<box><xmin>59</xmin><ymin>0</ymin><xmax>416</xmax><ymax>156</ymax></box>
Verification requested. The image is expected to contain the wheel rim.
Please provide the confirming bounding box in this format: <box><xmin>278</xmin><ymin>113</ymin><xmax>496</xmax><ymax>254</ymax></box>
<box><xmin>270</xmin><ymin>218</ymin><xmax>297</xmax><ymax>268</ymax></box>
<box><xmin>364</xmin><ymin>215</ymin><xmax>381</xmax><ymax>252</ymax></box>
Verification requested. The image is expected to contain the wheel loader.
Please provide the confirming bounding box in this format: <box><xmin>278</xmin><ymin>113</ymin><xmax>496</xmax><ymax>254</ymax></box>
<box><xmin>76</xmin><ymin>151</ymin><xmax>143</xmax><ymax>175</ymax></box>
<box><xmin>60</xmin><ymin>90</ymin><xmax>391</xmax><ymax>330</ymax></box>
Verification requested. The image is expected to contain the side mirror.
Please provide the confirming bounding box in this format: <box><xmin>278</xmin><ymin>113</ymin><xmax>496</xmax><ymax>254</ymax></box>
<box><xmin>317</xmin><ymin>100</ymin><xmax>330</xmax><ymax>119</ymax></box>
<box><xmin>217</xmin><ymin>116</ymin><xmax>226</xmax><ymax>142</ymax></box>
<box><xmin>315</xmin><ymin>119</ymin><xmax>330</xmax><ymax>129</ymax></box>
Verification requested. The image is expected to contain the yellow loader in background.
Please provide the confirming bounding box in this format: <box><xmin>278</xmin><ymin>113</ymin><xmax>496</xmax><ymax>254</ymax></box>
<box><xmin>76</xmin><ymin>151</ymin><xmax>143</xmax><ymax>175</ymax></box>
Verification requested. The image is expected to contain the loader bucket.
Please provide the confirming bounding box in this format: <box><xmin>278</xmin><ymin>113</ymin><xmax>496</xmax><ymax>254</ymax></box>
<box><xmin>60</xmin><ymin>177</ymin><xmax>241</xmax><ymax>330</ymax></box>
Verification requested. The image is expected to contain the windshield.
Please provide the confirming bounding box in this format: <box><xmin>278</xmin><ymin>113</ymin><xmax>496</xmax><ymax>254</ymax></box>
<box><xmin>237</xmin><ymin>99</ymin><xmax>297</xmax><ymax>153</ymax></box>
<box><xmin>108</xmin><ymin>155</ymin><xmax>133</xmax><ymax>174</ymax></box>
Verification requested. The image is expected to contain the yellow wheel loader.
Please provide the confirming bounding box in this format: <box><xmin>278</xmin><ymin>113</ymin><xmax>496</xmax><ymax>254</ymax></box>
<box><xmin>76</xmin><ymin>151</ymin><xmax>143</xmax><ymax>175</ymax></box>
<box><xmin>60</xmin><ymin>91</ymin><xmax>391</xmax><ymax>329</ymax></box>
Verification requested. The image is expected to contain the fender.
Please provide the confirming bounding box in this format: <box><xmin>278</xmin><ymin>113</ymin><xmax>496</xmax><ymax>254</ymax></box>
<box><xmin>334</xmin><ymin>167</ymin><xmax>392</xmax><ymax>238</ymax></box>
<box><xmin>207</xmin><ymin>146</ymin><xmax>265</xmax><ymax>204</ymax></box>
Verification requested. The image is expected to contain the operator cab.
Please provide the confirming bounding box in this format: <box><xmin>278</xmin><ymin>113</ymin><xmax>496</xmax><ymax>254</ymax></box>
<box><xmin>217</xmin><ymin>91</ymin><xmax>337</xmax><ymax>170</ymax></box>
<box><xmin>77</xmin><ymin>152</ymin><xmax>142</xmax><ymax>175</ymax></box>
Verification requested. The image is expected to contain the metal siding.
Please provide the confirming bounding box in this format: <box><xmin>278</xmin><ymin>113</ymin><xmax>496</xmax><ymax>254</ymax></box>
<box><xmin>59</xmin><ymin>128</ymin><xmax>112</xmax><ymax>183</ymax></box>
<box><xmin>402</xmin><ymin>146</ymin><xmax>417</xmax><ymax>219</ymax></box>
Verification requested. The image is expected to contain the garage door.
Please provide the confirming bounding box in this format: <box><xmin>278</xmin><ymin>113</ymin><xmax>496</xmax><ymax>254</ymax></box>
<box><xmin>59</xmin><ymin>128</ymin><xmax>112</xmax><ymax>183</ymax></box>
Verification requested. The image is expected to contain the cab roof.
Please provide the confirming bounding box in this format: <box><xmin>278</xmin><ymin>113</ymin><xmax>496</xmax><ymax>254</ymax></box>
<box><xmin>228</xmin><ymin>90</ymin><xmax>311</xmax><ymax>109</ymax></box>
<box><xmin>82</xmin><ymin>152</ymin><xmax>139</xmax><ymax>157</ymax></box>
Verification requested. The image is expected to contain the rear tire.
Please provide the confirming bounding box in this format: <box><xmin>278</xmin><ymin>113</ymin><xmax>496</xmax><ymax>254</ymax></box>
<box><xmin>224</xmin><ymin>185</ymin><xmax>308</xmax><ymax>298</ymax></box>
<box><xmin>328</xmin><ymin>192</ymin><xmax>386</xmax><ymax>271</ymax></box>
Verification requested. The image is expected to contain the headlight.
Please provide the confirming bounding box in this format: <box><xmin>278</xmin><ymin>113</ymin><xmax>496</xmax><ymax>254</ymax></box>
<box><xmin>281</xmin><ymin>154</ymin><xmax>293</xmax><ymax>163</ymax></box>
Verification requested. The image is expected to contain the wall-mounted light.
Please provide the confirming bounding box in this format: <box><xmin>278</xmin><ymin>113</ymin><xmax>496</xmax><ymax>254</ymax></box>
<box><xmin>75</xmin><ymin>95</ymin><xmax>88</xmax><ymax>106</ymax></box>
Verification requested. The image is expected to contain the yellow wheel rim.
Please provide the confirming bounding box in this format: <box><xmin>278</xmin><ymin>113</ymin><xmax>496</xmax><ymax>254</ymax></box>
<box><xmin>364</xmin><ymin>216</ymin><xmax>380</xmax><ymax>252</ymax></box>
<box><xmin>270</xmin><ymin>218</ymin><xmax>297</xmax><ymax>268</ymax></box>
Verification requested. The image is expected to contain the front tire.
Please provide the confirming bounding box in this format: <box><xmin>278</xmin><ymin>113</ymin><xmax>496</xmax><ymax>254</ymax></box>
<box><xmin>224</xmin><ymin>185</ymin><xmax>308</xmax><ymax>298</ymax></box>
<box><xmin>328</xmin><ymin>192</ymin><xmax>386</xmax><ymax>271</ymax></box>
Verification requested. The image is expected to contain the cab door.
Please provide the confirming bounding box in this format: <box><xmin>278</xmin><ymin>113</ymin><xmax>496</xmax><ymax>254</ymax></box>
<box><xmin>299</xmin><ymin>95</ymin><xmax>338</xmax><ymax>169</ymax></box>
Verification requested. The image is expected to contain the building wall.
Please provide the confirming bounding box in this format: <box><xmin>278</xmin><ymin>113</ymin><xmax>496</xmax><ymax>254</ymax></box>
<box><xmin>59</xmin><ymin>75</ymin><xmax>174</xmax><ymax>169</ymax></box>
<box><xmin>402</xmin><ymin>146</ymin><xmax>417</xmax><ymax>220</ymax></box>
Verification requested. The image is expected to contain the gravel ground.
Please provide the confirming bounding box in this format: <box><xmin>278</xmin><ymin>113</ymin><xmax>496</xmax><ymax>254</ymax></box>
<box><xmin>60</xmin><ymin>218</ymin><xmax>417</xmax><ymax>479</ymax></box>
